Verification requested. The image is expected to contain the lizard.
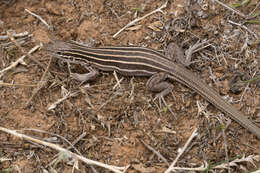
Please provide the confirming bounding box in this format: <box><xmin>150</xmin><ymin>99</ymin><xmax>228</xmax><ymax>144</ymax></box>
<box><xmin>47</xmin><ymin>40</ymin><xmax>260</xmax><ymax>138</ymax></box>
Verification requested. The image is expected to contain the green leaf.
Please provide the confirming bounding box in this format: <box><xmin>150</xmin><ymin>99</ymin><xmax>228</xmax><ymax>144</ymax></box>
<box><xmin>245</xmin><ymin>20</ymin><xmax>260</xmax><ymax>24</ymax></box>
<box><xmin>231</xmin><ymin>0</ymin><xmax>251</xmax><ymax>8</ymax></box>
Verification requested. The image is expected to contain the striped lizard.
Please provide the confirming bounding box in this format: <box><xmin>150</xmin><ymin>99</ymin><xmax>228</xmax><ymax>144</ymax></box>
<box><xmin>47</xmin><ymin>40</ymin><xmax>260</xmax><ymax>138</ymax></box>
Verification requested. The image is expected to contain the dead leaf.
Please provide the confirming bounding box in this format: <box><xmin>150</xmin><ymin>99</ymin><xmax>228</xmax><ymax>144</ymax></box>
<box><xmin>126</xmin><ymin>24</ymin><xmax>142</xmax><ymax>31</ymax></box>
<box><xmin>132</xmin><ymin>164</ymin><xmax>156</xmax><ymax>173</ymax></box>
<box><xmin>148</xmin><ymin>21</ymin><xmax>163</xmax><ymax>31</ymax></box>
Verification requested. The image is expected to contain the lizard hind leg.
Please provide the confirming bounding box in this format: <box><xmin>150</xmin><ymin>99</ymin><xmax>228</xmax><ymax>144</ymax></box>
<box><xmin>146</xmin><ymin>72</ymin><xmax>177</xmax><ymax>119</ymax></box>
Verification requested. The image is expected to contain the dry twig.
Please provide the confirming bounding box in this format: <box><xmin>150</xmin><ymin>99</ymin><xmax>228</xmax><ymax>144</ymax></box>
<box><xmin>248</xmin><ymin>1</ymin><xmax>260</xmax><ymax>17</ymax></box>
<box><xmin>25</xmin><ymin>57</ymin><xmax>52</xmax><ymax>107</ymax></box>
<box><xmin>213</xmin><ymin>155</ymin><xmax>260</xmax><ymax>170</ymax></box>
<box><xmin>213</xmin><ymin>0</ymin><xmax>246</xmax><ymax>18</ymax></box>
<box><xmin>6</xmin><ymin>31</ymin><xmax>45</xmax><ymax>69</ymax></box>
<box><xmin>140</xmin><ymin>139</ymin><xmax>169</xmax><ymax>166</ymax></box>
<box><xmin>0</xmin><ymin>44</ymin><xmax>41</xmax><ymax>74</ymax></box>
<box><xmin>169</xmin><ymin>161</ymin><xmax>208</xmax><ymax>172</ymax></box>
<box><xmin>0</xmin><ymin>126</ymin><xmax>130</xmax><ymax>173</ymax></box>
<box><xmin>0</xmin><ymin>82</ymin><xmax>37</xmax><ymax>87</ymax></box>
<box><xmin>25</xmin><ymin>8</ymin><xmax>53</xmax><ymax>31</ymax></box>
<box><xmin>165</xmin><ymin>128</ymin><xmax>198</xmax><ymax>173</ymax></box>
<box><xmin>47</xmin><ymin>89</ymin><xmax>79</xmax><ymax>110</ymax></box>
<box><xmin>113</xmin><ymin>71</ymin><xmax>123</xmax><ymax>90</ymax></box>
<box><xmin>0</xmin><ymin>31</ymin><xmax>29</xmax><ymax>41</ymax></box>
<box><xmin>228</xmin><ymin>20</ymin><xmax>258</xmax><ymax>39</ymax></box>
<box><xmin>47</xmin><ymin>132</ymin><xmax>87</xmax><ymax>168</ymax></box>
<box><xmin>113</xmin><ymin>1</ymin><xmax>168</xmax><ymax>38</ymax></box>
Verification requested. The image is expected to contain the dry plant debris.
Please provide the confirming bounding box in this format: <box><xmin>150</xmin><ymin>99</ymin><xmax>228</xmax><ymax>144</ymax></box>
<box><xmin>0</xmin><ymin>0</ymin><xmax>260</xmax><ymax>172</ymax></box>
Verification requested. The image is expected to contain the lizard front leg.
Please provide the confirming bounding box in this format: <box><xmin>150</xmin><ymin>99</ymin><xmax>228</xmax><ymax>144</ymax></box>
<box><xmin>69</xmin><ymin>64</ymin><xmax>100</xmax><ymax>83</ymax></box>
<box><xmin>146</xmin><ymin>72</ymin><xmax>177</xmax><ymax>119</ymax></box>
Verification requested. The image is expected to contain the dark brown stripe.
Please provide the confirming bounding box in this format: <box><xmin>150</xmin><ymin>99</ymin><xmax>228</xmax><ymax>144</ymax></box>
<box><xmin>58</xmin><ymin>48</ymin><xmax>172</xmax><ymax>71</ymax></box>
<box><xmin>58</xmin><ymin>51</ymin><xmax>163</xmax><ymax>76</ymax></box>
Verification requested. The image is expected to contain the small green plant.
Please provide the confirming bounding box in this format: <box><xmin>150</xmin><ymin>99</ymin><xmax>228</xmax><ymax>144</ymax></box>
<box><xmin>133</xmin><ymin>7</ymin><xmax>141</xmax><ymax>12</ymax></box>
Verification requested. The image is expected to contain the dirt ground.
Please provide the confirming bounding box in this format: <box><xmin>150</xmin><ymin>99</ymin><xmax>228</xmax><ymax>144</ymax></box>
<box><xmin>0</xmin><ymin>0</ymin><xmax>260</xmax><ymax>172</ymax></box>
